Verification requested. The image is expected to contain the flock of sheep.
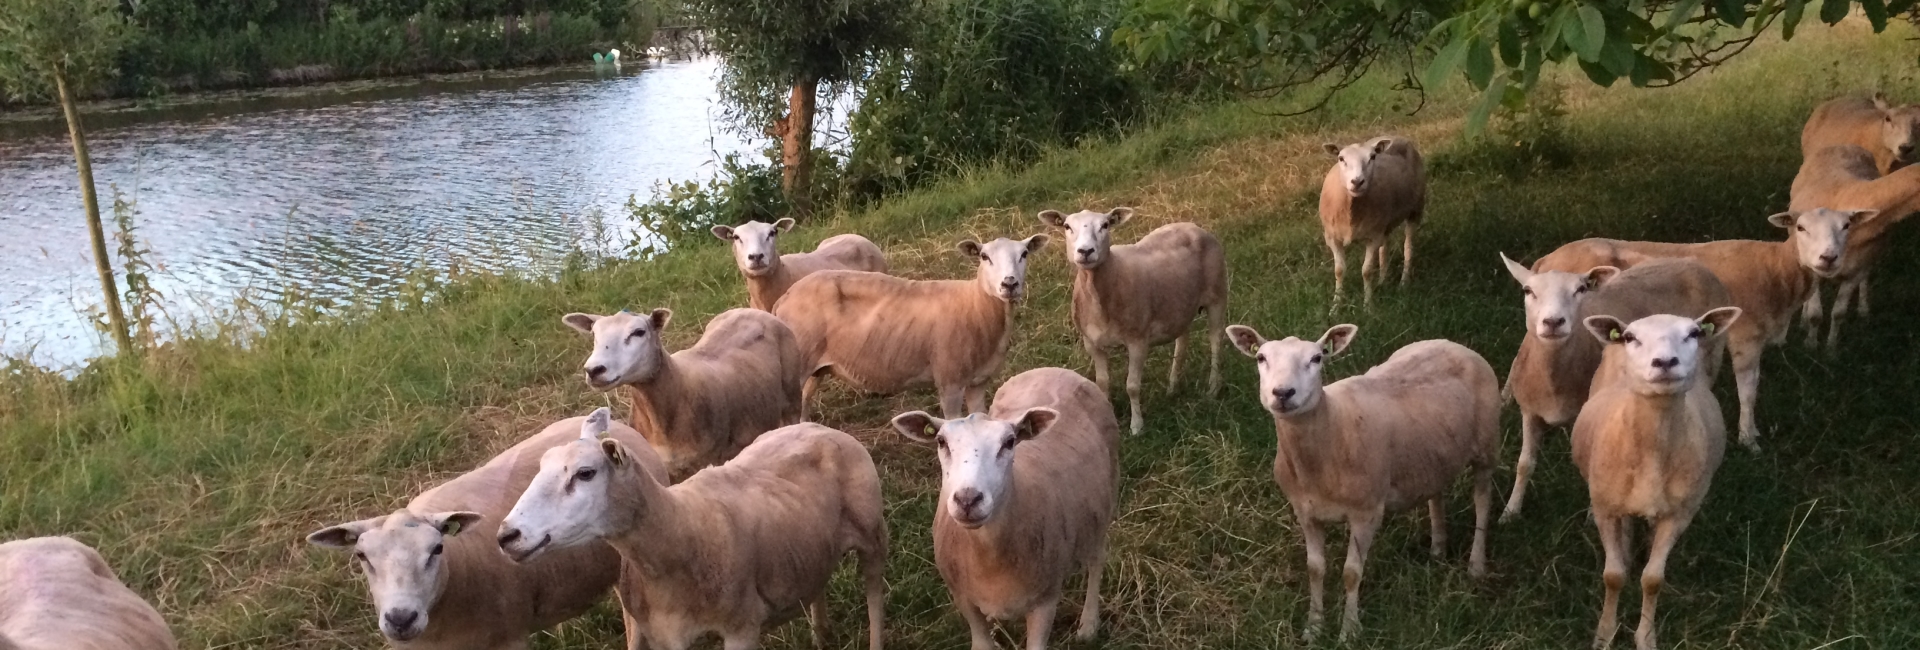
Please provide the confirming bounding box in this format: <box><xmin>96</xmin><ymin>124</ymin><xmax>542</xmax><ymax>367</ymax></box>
<box><xmin>2</xmin><ymin>93</ymin><xmax>1916</xmax><ymax>650</ymax></box>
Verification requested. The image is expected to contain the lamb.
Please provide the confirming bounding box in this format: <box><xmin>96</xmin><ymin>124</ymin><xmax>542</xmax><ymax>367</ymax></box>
<box><xmin>562</xmin><ymin>307</ymin><xmax>808</xmax><ymax>478</ymax></box>
<box><xmin>1496</xmin><ymin>255</ymin><xmax>1732</xmax><ymax>521</ymax></box>
<box><xmin>1318</xmin><ymin>136</ymin><xmax>1427</xmax><ymax>306</ymax></box>
<box><xmin>1225</xmin><ymin>324</ymin><xmax>1496</xmax><ymax>642</ymax></box>
<box><xmin>889</xmin><ymin>367</ymin><xmax>1119</xmax><ymax>650</ymax></box>
<box><xmin>1572</xmin><ymin>307</ymin><xmax>1742</xmax><ymax>650</ymax></box>
<box><xmin>1528</xmin><ymin>207</ymin><xmax>1876</xmax><ymax>450</ymax></box>
<box><xmin>1038</xmin><ymin>207</ymin><xmax>1228</xmax><ymax>435</ymax></box>
<box><xmin>0</xmin><ymin>536</ymin><xmax>177</xmax><ymax>650</ymax></box>
<box><xmin>496</xmin><ymin>420</ymin><xmax>888</xmax><ymax>650</ymax></box>
<box><xmin>711</xmin><ymin>218</ymin><xmax>888</xmax><ymax>311</ymax></box>
<box><xmin>1800</xmin><ymin>94</ymin><xmax>1920</xmax><ymax>174</ymax></box>
<box><xmin>772</xmin><ymin>235</ymin><xmax>1049</xmax><ymax>418</ymax></box>
<box><xmin>307</xmin><ymin>410</ymin><xmax>668</xmax><ymax>650</ymax></box>
<box><xmin>1789</xmin><ymin>145</ymin><xmax>1920</xmax><ymax>349</ymax></box>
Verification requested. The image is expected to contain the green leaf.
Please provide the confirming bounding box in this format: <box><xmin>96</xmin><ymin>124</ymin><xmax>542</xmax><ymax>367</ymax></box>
<box><xmin>1599</xmin><ymin>33</ymin><xmax>1635</xmax><ymax>76</ymax></box>
<box><xmin>1662</xmin><ymin>0</ymin><xmax>1704</xmax><ymax>33</ymax></box>
<box><xmin>1862</xmin><ymin>0</ymin><xmax>1889</xmax><ymax>30</ymax></box>
<box><xmin>1578</xmin><ymin>57</ymin><xmax>1619</xmax><ymax>86</ymax></box>
<box><xmin>1782</xmin><ymin>0</ymin><xmax>1806</xmax><ymax>37</ymax></box>
<box><xmin>1498</xmin><ymin>19</ymin><xmax>1523</xmax><ymax>67</ymax></box>
<box><xmin>1575</xmin><ymin>5</ymin><xmax>1607</xmax><ymax>62</ymax></box>
<box><xmin>1890</xmin><ymin>0</ymin><xmax>1918</xmax><ymax>14</ymax></box>
<box><xmin>1751</xmin><ymin>0</ymin><xmax>1779</xmax><ymax>33</ymax></box>
<box><xmin>1819</xmin><ymin>0</ymin><xmax>1849</xmax><ymax>24</ymax></box>
<box><xmin>1466</xmin><ymin>76</ymin><xmax>1510</xmax><ymax>136</ymax></box>
<box><xmin>1541</xmin><ymin>4</ymin><xmax>1571</xmax><ymax>53</ymax></box>
<box><xmin>1521</xmin><ymin>43</ymin><xmax>1544</xmax><ymax>88</ymax></box>
<box><xmin>1466</xmin><ymin>37</ymin><xmax>1496</xmax><ymax>89</ymax></box>
<box><xmin>1716</xmin><ymin>0</ymin><xmax>1749</xmax><ymax>27</ymax></box>
<box><xmin>1423</xmin><ymin>36</ymin><xmax>1470</xmax><ymax>90</ymax></box>
<box><xmin>1630</xmin><ymin>52</ymin><xmax>1653</xmax><ymax>86</ymax></box>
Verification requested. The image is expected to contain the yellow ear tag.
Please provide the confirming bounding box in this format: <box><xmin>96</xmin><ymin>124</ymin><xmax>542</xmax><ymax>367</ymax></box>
<box><xmin>1609</xmin><ymin>329</ymin><xmax>1621</xmax><ymax>341</ymax></box>
<box><xmin>443</xmin><ymin>521</ymin><xmax>461</xmax><ymax>536</ymax></box>
<box><xmin>1702</xmin><ymin>323</ymin><xmax>1715</xmax><ymax>335</ymax></box>
<box><xmin>924</xmin><ymin>424</ymin><xmax>937</xmax><ymax>437</ymax></box>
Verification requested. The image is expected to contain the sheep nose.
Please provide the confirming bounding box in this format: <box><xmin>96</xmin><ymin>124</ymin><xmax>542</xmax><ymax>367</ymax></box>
<box><xmin>1077</xmin><ymin>247</ymin><xmax>1095</xmax><ymax>257</ymax></box>
<box><xmin>1651</xmin><ymin>357</ymin><xmax>1680</xmax><ymax>370</ymax></box>
<box><xmin>586</xmin><ymin>365</ymin><xmax>607</xmax><ymax>380</ymax></box>
<box><xmin>1901</xmin><ymin>144</ymin><xmax>1915</xmax><ymax>157</ymax></box>
<box><xmin>1819</xmin><ymin>253</ymin><xmax>1839</xmax><ymax>266</ymax></box>
<box><xmin>384</xmin><ymin>609</ymin><xmax>420</xmax><ymax>631</ymax></box>
<box><xmin>1001</xmin><ymin>278</ymin><xmax>1021</xmax><ymax>290</ymax></box>
<box><xmin>1272</xmin><ymin>387</ymin><xmax>1296</xmax><ymax>402</ymax></box>
<box><xmin>747</xmin><ymin>253</ymin><xmax>765</xmax><ymax>262</ymax></box>
<box><xmin>1543</xmin><ymin>317</ymin><xmax>1567</xmax><ymax>329</ymax></box>
<box><xmin>953</xmin><ymin>488</ymin><xmax>984</xmax><ymax>512</ymax></box>
<box><xmin>497</xmin><ymin>527</ymin><xmax>522</xmax><ymax>548</ymax></box>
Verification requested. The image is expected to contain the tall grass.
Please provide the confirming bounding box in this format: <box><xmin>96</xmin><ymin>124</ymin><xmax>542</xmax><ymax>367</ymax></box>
<box><xmin>3</xmin><ymin>20</ymin><xmax>1917</xmax><ymax>650</ymax></box>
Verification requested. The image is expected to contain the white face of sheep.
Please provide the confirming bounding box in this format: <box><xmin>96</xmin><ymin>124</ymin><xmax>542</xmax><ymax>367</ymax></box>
<box><xmin>959</xmin><ymin>235</ymin><xmax>1049</xmax><ymax>303</ymax></box>
<box><xmin>1500</xmin><ymin>253</ymin><xmax>1619</xmax><ymax>343</ymax></box>
<box><xmin>1875</xmin><ymin>95</ymin><xmax>1920</xmax><ymax>165</ymax></box>
<box><xmin>498</xmin><ymin>429</ymin><xmax>635</xmax><ymax>563</ymax></box>
<box><xmin>891</xmin><ymin>409</ymin><xmax>1058</xmax><ymax>528</ymax></box>
<box><xmin>711</xmin><ymin>218</ymin><xmax>794</xmax><ymax>277</ymax></box>
<box><xmin>1583</xmin><ymin>308</ymin><xmax>1741</xmax><ymax>396</ymax></box>
<box><xmin>1038</xmin><ymin>207</ymin><xmax>1131</xmax><ymax>268</ymax></box>
<box><xmin>1226</xmin><ymin>324</ymin><xmax>1356</xmax><ymax>417</ymax></box>
<box><xmin>1323</xmin><ymin>137</ymin><xmax>1395</xmax><ymax>197</ymax></box>
<box><xmin>562</xmin><ymin>309</ymin><xmax>672</xmax><ymax>390</ymax></box>
<box><xmin>1770</xmin><ymin>208</ymin><xmax>1877</xmax><ymax>278</ymax></box>
<box><xmin>307</xmin><ymin>510</ymin><xmax>483</xmax><ymax>642</ymax></box>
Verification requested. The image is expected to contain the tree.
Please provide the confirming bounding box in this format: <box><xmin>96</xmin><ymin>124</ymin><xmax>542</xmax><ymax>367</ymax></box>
<box><xmin>686</xmin><ymin>0</ymin><xmax>911</xmax><ymax>217</ymax></box>
<box><xmin>0</xmin><ymin>0</ymin><xmax>139</xmax><ymax>356</ymax></box>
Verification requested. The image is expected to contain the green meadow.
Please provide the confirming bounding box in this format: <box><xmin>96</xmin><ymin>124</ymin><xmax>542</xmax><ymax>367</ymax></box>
<box><xmin>2</xmin><ymin>20</ymin><xmax>1916</xmax><ymax>650</ymax></box>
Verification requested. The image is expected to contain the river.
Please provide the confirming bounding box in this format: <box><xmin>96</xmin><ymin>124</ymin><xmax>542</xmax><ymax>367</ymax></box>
<box><xmin>0</xmin><ymin>58</ymin><xmax>754</xmax><ymax>369</ymax></box>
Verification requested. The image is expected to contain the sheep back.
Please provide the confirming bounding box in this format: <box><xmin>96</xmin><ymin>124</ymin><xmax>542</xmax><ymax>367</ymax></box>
<box><xmin>644</xmin><ymin>308</ymin><xmax>808</xmax><ymax>472</ymax></box>
<box><xmin>0</xmin><ymin>536</ymin><xmax>177</xmax><ymax>650</ymax></box>
<box><xmin>1319</xmin><ymin>138</ymin><xmax>1427</xmax><ymax>246</ymax></box>
<box><xmin>1074</xmin><ymin>223</ymin><xmax>1225</xmax><ymax>348</ymax></box>
<box><xmin>774</xmin><ymin>270</ymin><xmax>1009</xmax><ymax>393</ymax></box>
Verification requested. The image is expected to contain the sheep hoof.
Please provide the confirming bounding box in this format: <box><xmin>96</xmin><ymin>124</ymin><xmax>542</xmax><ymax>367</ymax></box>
<box><xmin>1130</xmin><ymin>418</ymin><xmax>1145</xmax><ymax>437</ymax></box>
<box><xmin>1499</xmin><ymin>508</ymin><xmax>1521</xmax><ymax>524</ymax></box>
<box><xmin>1739</xmin><ymin>437</ymin><xmax>1761</xmax><ymax>453</ymax></box>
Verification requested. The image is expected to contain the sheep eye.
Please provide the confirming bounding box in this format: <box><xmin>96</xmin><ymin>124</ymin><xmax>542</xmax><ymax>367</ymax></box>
<box><xmin>1522</xmin><ymin>288</ymin><xmax>1534</xmax><ymax>297</ymax></box>
<box><xmin>1622</xmin><ymin>333</ymin><xmax>1638</xmax><ymax>344</ymax></box>
<box><xmin>980</xmin><ymin>254</ymin><xmax>990</xmax><ymax>262</ymax></box>
<box><xmin>1574</xmin><ymin>286</ymin><xmax>1586</xmax><ymax>295</ymax></box>
<box><xmin>353</xmin><ymin>552</ymin><xmax>368</xmax><ymax>563</ymax></box>
<box><xmin>935</xmin><ymin>437</ymin><xmax>948</xmax><ymax>451</ymax></box>
<box><xmin>1310</xmin><ymin>354</ymin><xmax>1323</xmax><ymax>364</ymax></box>
<box><xmin>1796</xmin><ymin>226</ymin><xmax>1805</xmax><ymax>232</ymax></box>
<box><xmin>1687</xmin><ymin>329</ymin><xmax>1703</xmax><ymax>340</ymax></box>
<box><xmin>629</xmin><ymin>329</ymin><xmax>646</xmax><ymax>339</ymax></box>
<box><xmin>429</xmin><ymin>544</ymin><xmax>443</xmax><ymax>557</ymax></box>
<box><xmin>575</xmin><ymin>468</ymin><xmax>597</xmax><ymax>482</ymax></box>
<box><xmin>1001</xmin><ymin>437</ymin><xmax>1017</xmax><ymax>452</ymax></box>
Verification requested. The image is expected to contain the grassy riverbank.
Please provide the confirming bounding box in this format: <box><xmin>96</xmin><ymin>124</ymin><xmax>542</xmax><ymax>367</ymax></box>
<box><xmin>3</xmin><ymin>21</ymin><xmax>1917</xmax><ymax>650</ymax></box>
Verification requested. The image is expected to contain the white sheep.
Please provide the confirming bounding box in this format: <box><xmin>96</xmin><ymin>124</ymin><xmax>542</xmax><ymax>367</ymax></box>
<box><xmin>562</xmin><ymin>307</ymin><xmax>808</xmax><ymax>478</ymax></box>
<box><xmin>497</xmin><ymin>422</ymin><xmax>888</xmax><ymax>650</ymax></box>
<box><xmin>1038</xmin><ymin>207</ymin><xmax>1227</xmax><ymax>435</ymax></box>
<box><xmin>1533</xmin><ymin>207</ymin><xmax>1875</xmax><ymax>450</ymax></box>
<box><xmin>889</xmin><ymin>367</ymin><xmax>1119</xmax><ymax>650</ymax></box>
<box><xmin>1789</xmin><ymin>145</ymin><xmax>1920</xmax><ymax>349</ymax></box>
<box><xmin>1572</xmin><ymin>307</ymin><xmax>1742</xmax><ymax>650</ymax></box>
<box><xmin>306</xmin><ymin>410</ymin><xmax>666</xmax><ymax>650</ymax></box>
<box><xmin>711</xmin><ymin>218</ymin><xmax>889</xmax><ymax>311</ymax></box>
<box><xmin>1801</xmin><ymin>93</ymin><xmax>1920</xmax><ymax>174</ymax></box>
<box><xmin>1225</xmin><ymin>324</ymin><xmax>1496</xmax><ymax>642</ymax></box>
<box><xmin>1319</xmin><ymin>136</ymin><xmax>1427</xmax><ymax>306</ymax></box>
<box><xmin>773</xmin><ymin>235</ymin><xmax>1049</xmax><ymax>418</ymax></box>
<box><xmin>1495</xmin><ymin>255</ymin><xmax>1732</xmax><ymax>521</ymax></box>
<box><xmin>0</xmin><ymin>536</ymin><xmax>177</xmax><ymax>650</ymax></box>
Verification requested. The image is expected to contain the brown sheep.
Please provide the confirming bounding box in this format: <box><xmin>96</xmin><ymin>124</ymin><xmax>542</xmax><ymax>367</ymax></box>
<box><xmin>0</xmin><ymin>537</ymin><xmax>177</xmax><ymax>650</ymax></box>
<box><xmin>1319</xmin><ymin>136</ymin><xmax>1427</xmax><ymax>306</ymax></box>
<box><xmin>1800</xmin><ymin>94</ymin><xmax>1920</xmax><ymax>174</ymax></box>
<box><xmin>1788</xmin><ymin>145</ymin><xmax>1920</xmax><ymax>349</ymax></box>
<box><xmin>711</xmin><ymin>218</ymin><xmax>888</xmax><ymax>310</ymax></box>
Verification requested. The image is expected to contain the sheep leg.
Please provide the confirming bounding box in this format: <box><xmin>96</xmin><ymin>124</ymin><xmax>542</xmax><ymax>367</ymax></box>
<box><xmin>1400</xmin><ymin>221</ymin><xmax>1416</xmax><ymax>285</ymax></box>
<box><xmin>1326</xmin><ymin>239</ymin><xmax>1347</xmax><ymax>308</ymax></box>
<box><xmin>1800</xmin><ymin>285</ymin><xmax>1825</xmax><ymax>350</ymax></box>
<box><xmin>956</xmin><ymin>601</ymin><xmax>994</xmax><ymax>650</ymax></box>
<box><xmin>1827</xmin><ymin>276</ymin><xmax>1860</xmax><ymax>352</ymax></box>
<box><xmin>1298</xmin><ymin>512</ymin><xmax>1329</xmax><ymax>642</ymax></box>
<box><xmin>1023</xmin><ymin>598</ymin><xmax>1058</xmax><ymax>650</ymax></box>
<box><xmin>1635</xmin><ymin>515</ymin><xmax>1691</xmax><ymax>650</ymax></box>
<box><xmin>1360</xmin><ymin>243</ymin><xmax>1379</xmax><ymax>307</ymax></box>
<box><xmin>1126</xmin><ymin>341</ymin><xmax>1148</xmax><ymax>436</ymax></box>
<box><xmin>1168</xmin><ymin>334</ymin><xmax>1187</xmax><ymax>394</ymax></box>
<box><xmin>721</xmin><ymin>632</ymin><xmax>761</xmax><ymax>650</ymax></box>
<box><xmin>800</xmin><ymin>373</ymin><xmax>821</xmax><ymax>421</ymax></box>
<box><xmin>1855</xmin><ymin>272</ymin><xmax>1871</xmax><ymax>316</ymax></box>
<box><xmin>1730</xmin><ymin>337</ymin><xmax>1763</xmax><ymax>452</ymax></box>
<box><xmin>1085</xmin><ymin>337</ymin><xmax>1111</xmax><ymax>393</ymax></box>
<box><xmin>806</xmin><ymin>599</ymin><xmax>830</xmax><ymax>650</ymax></box>
<box><xmin>938</xmin><ymin>383</ymin><xmax>967</xmax><ymax>420</ymax></box>
<box><xmin>1206</xmin><ymin>301</ymin><xmax>1224</xmax><ymax>397</ymax></box>
<box><xmin>1593</xmin><ymin>514</ymin><xmax>1629</xmax><ymax>650</ymax></box>
<box><xmin>1075</xmin><ymin>544</ymin><xmax>1107</xmax><ymax>641</ymax></box>
<box><xmin>614</xmin><ymin>564</ymin><xmax>651</xmax><ymax>650</ymax></box>
<box><xmin>964</xmin><ymin>382</ymin><xmax>988</xmax><ymax>415</ymax></box>
<box><xmin>1427</xmin><ymin>498</ymin><xmax>1447</xmax><ymax>559</ymax></box>
<box><xmin>1339</xmin><ymin>508</ymin><xmax>1383</xmax><ymax>642</ymax></box>
<box><xmin>1470</xmin><ymin>465</ymin><xmax>1492</xmax><ymax>578</ymax></box>
<box><xmin>1502</xmin><ymin>413</ymin><xmax>1547</xmax><ymax>522</ymax></box>
<box><xmin>862</xmin><ymin>541</ymin><xmax>888</xmax><ymax>650</ymax></box>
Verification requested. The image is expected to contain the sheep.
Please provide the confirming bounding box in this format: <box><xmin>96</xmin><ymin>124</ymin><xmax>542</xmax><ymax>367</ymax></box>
<box><xmin>1225</xmin><ymin>324</ymin><xmax>1496</xmax><ymax>642</ymax></box>
<box><xmin>1529</xmin><ymin>207</ymin><xmax>1876</xmax><ymax>451</ymax></box>
<box><xmin>562</xmin><ymin>307</ymin><xmax>808</xmax><ymax>478</ymax></box>
<box><xmin>1037</xmin><ymin>207</ymin><xmax>1228</xmax><ymax>435</ymax></box>
<box><xmin>496</xmin><ymin>421</ymin><xmax>887</xmax><ymax>650</ymax></box>
<box><xmin>888</xmin><ymin>367</ymin><xmax>1119</xmax><ymax>650</ymax></box>
<box><xmin>1789</xmin><ymin>145</ymin><xmax>1920</xmax><ymax>349</ymax></box>
<box><xmin>307</xmin><ymin>410</ymin><xmax>667</xmax><ymax>650</ymax></box>
<box><xmin>772</xmin><ymin>235</ymin><xmax>1049</xmax><ymax>418</ymax></box>
<box><xmin>1318</xmin><ymin>136</ymin><xmax>1427</xmax><ymax>306</ymax></box>
<box><xmin>1800</xmin><ymin>93</ymin><xmax>1920</xmax><ymax>174</ymax></box>
<box><xmin>1572</xmin><ymin>307</ymin><xmax>1742</xmax><ymax>650</ymax></box>
<box><xmin>1495</xmin><ymin>255</ymin><xmax>1733</xmax><ymax>521</ymax></box>
<box><xmin>0</xmin><ymin>536</ymin><xmax>177</xmax><ymax>650</ymax></box>
<box><xmin>711</xmin><ymin>218</ymin><xmax>889</xmax><ymax>311</ymax></box>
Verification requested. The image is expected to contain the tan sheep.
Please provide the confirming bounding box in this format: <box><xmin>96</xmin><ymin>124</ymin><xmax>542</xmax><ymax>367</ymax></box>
<box><xmin>0</xmin><ymin>536</ymin><xmax>177</xmax><ymax>650</ymax></box>
<box><xmin>1789</xmin><ymin>145</ymin><xmax>1920</xmax><ymax>349</ymax></box>
<box><xmin>1037</xmin><ymin>207</ymin><xmax>1228</xmax><ymax>435</ymax></box>
<box><xmin>497</xmin><ymin>422</ymin><xmax>888</xmax><ymax>650</ymax></box>
<box><xmin>772</xmin><ymin>235</ymin><xmax>1049</xmax><ymax>418</ymax></box>
<box><xmin>711</xmin><ymin>218</ymin><xmax>889</xmax><ymax>310</ymax></box>
<box><xmin>1800</xmin><ymin>94</ymin><xmax>1920</xmax><ymax>174</ymax></box>
<box><xmin>1319</xmin><ymin>136</ymin><xmax>1427</xmax><ymax>306</ymax></box>
<box><xmin>1226</xmin><ymin>324</ymin><xmax>1496</xmax><ymax>642</ymax></box>
<box><xmin>889</xmin><ymin>367</ymin><xmax>1119</xmax><ymax>650</ymax></box>
<box><xmin>561</xmin><ymin>307</ymin><xmax>808</xmax><ymax>478</ymax></box>
<box><xmin>307</xmin><ymin>410</ymin><xmax>667</xmax><ymax>650</ymax></box>
<box><xmin>1496</xmin><ymin>255</ymin><xmax>1732</xmax><ymax>521</ymax></box>
<box><xmin>1572</xmin><ymin>307</ymin><xmax>1742</xmax><ymax>650</ymax></box>
<box><xmin>1530</xmin><ymin>207</ymin><xmax>1876</xmax><ymax>451</ymax></box>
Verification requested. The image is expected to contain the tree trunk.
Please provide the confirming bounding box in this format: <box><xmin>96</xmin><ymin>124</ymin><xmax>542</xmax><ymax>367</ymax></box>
<box><xmin>56</xmin><ymin>67</ymin><xmax>133</xmax><ymax>358</ymax></box>
<box><xmin>780</xmin><ymin>75</ymin><xmax>818</xmax><ymax>219</ymax></box>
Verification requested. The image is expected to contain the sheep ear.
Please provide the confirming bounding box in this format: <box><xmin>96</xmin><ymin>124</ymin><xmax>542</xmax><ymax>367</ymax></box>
<box><xmin>1766</xmin><ymin>211</ymin><xmax>1797</xmax><ymax>229</ymax></box>
<box><xmin>1586</xmin><ymin>266</ymin><xmax>1621</xmax><ymax>289</ymax></box>
<box><xmin>649</xmin><ymin>308</ymin><xmax>672</xmax><ymax>332</ymax></box>
<box><xmin>890</xmin><ymin>411</ymin><xmax>944</xmax><ymax>445</ymax></box>
<box><xmin>428</xmin><ymin>512</ymin><xmax>483</xmax><ymax>538</ymax></box>
<box><xmin>1322</xmin><ymin>143</ymin><xmax>1341</xmax><ymax>157</ymax></box>
<box><xmin>1319</xmin><ymin>324</ymin><xmax>1358</xmax><ymax>357</ymax></box>
<box><xmin>1847</xmin><ymin>209</ymin><xmax>1880</xmax><ymax>227</ymax></box>
<box><xmin>1013</xmin><ymin>408</ymin><xmax>1058</xmax><ymax>441</ymax></box>
<box><xmin>600</xmin><ymin>438</ymin><xmax>628</xmax><ymax>466</ymax></box>
<box><xmin>711</xmin><ymin>225</ymin><xmax>736</xmax><ymax>241</ymax></box>
<box><xmin>1499</xmin><ymin>252</ymin><xmax>1532</xmax><ymax>284</ymax></box>
<box><xmin>1038</xmin><ymin>210</ymin><xmax>1066</xmax><ymax>228</ymax></box>
<box><xmin>957</xmin><ymin>240</ymin><xmax>983</xmax><ymax>257</ymax></box>
<box><xmin>582</xmin><ymin>407</ymin><xmax>612</xmax><ymax>439</ymax></box>
<box><xmin>1023</xmin><ymin>234</ymin><xmax>1050</xmax><ymax>253</ymax></box>
<box><xmin>773</xmin><ymin>218</ymin><xmax>796</xmax><ymax>233</ymax></box>
<box><xmin>1696</xmin><ymin>307</ymin><xmax>1741</xmax><ymax>338</ymax></box>
<box><xmin>1370</xmin><ymin>137</ymin><xmax>1394</xmax><ymax>154</ymax></box>
<box><xmin>1874</xmin><ymin>93</ymin><xmax>1891</xmax><ymax>112</ymax></box>
<box><xmin>307</xmin><ymin>518</ymin><xmax>379</xmax><ymax>549</ymax></box>
<box><xmin>1105</xmin><ymin>207</ymin><xmax>1135</xmax><ymax>228</ymax></box>
<box><xmin>562</xmin><ymin>313</ymin><xmax>601</xmax><ymax>333</ymax></box>
<box><xmin>1584</xmin><ymin>315</ymin><xmax>1629</xmax><ymax>345</ymax></box>
<box><xmin>1225</xmin><ymin>325</ymin><xmax>1265</xmax><ymax>357</ymax></box>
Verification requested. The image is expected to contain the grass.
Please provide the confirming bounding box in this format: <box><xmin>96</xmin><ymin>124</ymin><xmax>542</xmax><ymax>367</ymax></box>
<box><xmin>4</xmin><ymin>19</ymin><xmax>1919</xmax><ymax>650</ymax></box>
